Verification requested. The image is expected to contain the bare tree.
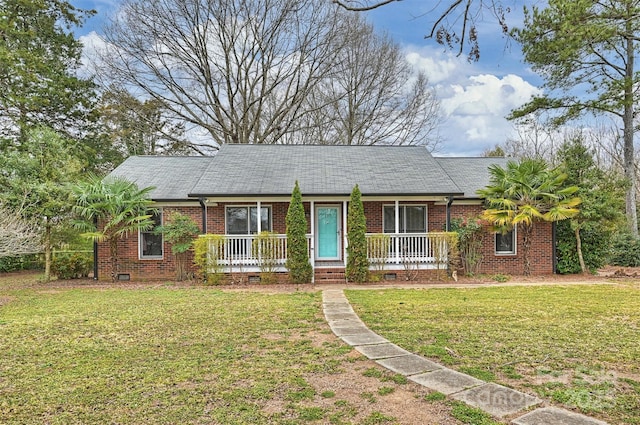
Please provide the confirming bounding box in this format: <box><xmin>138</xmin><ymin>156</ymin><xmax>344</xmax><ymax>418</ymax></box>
<box><xmin>0</xmin><ymin>204</ymin><xmax>41</xmax><ymax>258</ymax></box>
<box><xmin>297</xmin><ymin>14</ymin><xmax>440</xmax><ymax>148</ymax></box>
<box><xmin>331</xmin><ymin>0</ymin><xmax>400</xmax><ymax>11</ymax></box>
<box><xmin>332</xmin><ymin>0</ymin><xmax>512</xmax><ymax>61</ymax></box>
<box><xmin>505</xmin><ymin>114</ymin><xmax>558</xmax><ymax>161</ymax></box>
<box><xmin>99</xmin><ymin>0</ymin><xmax>342</xmax><ymax>150</ymax></box>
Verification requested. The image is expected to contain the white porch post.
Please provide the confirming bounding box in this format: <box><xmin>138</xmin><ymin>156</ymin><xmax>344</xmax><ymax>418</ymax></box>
<box><xmin>343</xmin><ymin>200</ymin><xmax>348</xmax><ymax>267</ymax></box>
<box><xmin>256</xmin><ymin>201</ymin><xmax>262</xmax><ymax>233</ymax></box>
<box><xmin>394</xmin><ymin>200</ymin><xmax>400</xmax><ymax>264</ymax></box>
<box><xmin>256</xmin><ymin>200</ymin><xmax>261</xmax><ymax>263</ymax></box>
<box><xmin>310</xmin><ymin>201</ymin><xmax>315</xmax><ymax>283</ymax></box>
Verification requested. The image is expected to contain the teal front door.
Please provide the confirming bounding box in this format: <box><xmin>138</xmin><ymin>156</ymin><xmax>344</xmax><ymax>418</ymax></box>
<box><xmin>316</xmin><ymin>206</ymin><xmax>340</xmax><ymax>260</ymax></box>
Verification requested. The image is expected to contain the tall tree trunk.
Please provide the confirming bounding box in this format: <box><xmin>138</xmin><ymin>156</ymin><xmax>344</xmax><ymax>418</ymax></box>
<box><xmin>575</xmin><ymin>227</ymin><xmax>587</xmax><ymax>274</ymax></box>
<box><xmin>623</xmin><ymin>24</ymin><xmax>638</xmax><ymax>237</ymax></box>
<box><xmin>176</xmin><ymin>252</ymin><xmax>186</xmax><ymax>281</ymax></box>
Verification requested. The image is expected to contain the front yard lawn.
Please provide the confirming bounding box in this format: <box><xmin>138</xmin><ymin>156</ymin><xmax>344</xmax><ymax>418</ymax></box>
<box><xmin>0</xmin><ymin>276</ymin><xmax>461</xmax><ymax>425</ymax></box>
<box><xmin>346</xmin><ymin>284</ymin><xmax>640</xmax><ymax>425</ymax></box>
<box><xmin>0</xmin><ymin>286</ymin><xmax>331</xmax><ymax>424</ymax></box>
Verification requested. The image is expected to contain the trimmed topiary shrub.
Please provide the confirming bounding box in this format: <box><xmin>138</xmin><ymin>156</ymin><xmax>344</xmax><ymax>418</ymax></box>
<box><xmin>346</xmin><ymin>184</ymin><xmax>368</xmax><ymax>283</ymax></box>
<box><xmin>286</xmin><ymin>181</ymin><xmax>312</xmax><ymax>284</ymax></box>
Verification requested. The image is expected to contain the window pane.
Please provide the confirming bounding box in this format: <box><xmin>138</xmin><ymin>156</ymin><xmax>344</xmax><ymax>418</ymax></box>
<box><xmin>227</xmin><ymin>207</ymin><xmax>248</xmax><ymax>234</ymax></box>
<box><xmin>404</xmin><ymin>206</ymin><xmax>426</xmax><ymax>233</ymax></box>
<box><xmin>142</xmin><ymin>233</ymin><xmax>163</xmax><ymax>256</ymax></box>
<box><xmin>250</xmin><ymin>207</ymin><xmax>258</xmax><ymax>233</ymax></box>
<box><xmin>260</xmin><ymin>207</ymin><xmax>271</xmax><ymax>232</ymax></box>
<box><xmin>141</xmin><ymin>211</ymin><xmax>163</xmax><ymax>257</ymax></box>
<box><xmin>383</xmin><ymin>206</ymin><xmax>395</xmax><ymax>233</ymax></box>
<box><xmin>248</xmin><ymin>207</ymin><xmax>271</xmax><ymax>233</ymax></box>
<box><xmin>496</xmin><ymin>231</ymin><xmax>515</xmax><ymax>253</ymax></box>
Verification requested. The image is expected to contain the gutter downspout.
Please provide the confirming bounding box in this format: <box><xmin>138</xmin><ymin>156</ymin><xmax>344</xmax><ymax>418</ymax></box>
<box><xmin>198</xmin><ymin>197</ymin><xmax>207</xmax><ymax>234</ymax></box>
<box><xmin>552</xmin><ymin>221</ymin><xmax>557</xmax><ymax>274</ymax></box>
<box><xmin>445</xmin><ymin>196</ymin><xmax>454</xmax><ymax>231</ymax></box>
<box><xmin>93</xmin><ymin>216</ymin><xmax>98</xmax><ymax>280</ymax></box>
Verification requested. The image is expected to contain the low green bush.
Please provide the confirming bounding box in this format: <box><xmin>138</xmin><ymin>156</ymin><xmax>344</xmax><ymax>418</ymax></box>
<box><xmin>609</xmin><ymin>232</ymin><xmax>640</xmax><ymax>267</ymax></box>
<box><xmin>51</xmin><ymin>253</ymin><xmax>92</xmax><ymax>279</ymax></box>
<box><xmin>0</xmin><ymin>254</ymin><xmax>43</xmax><ymax>272</ymax></box>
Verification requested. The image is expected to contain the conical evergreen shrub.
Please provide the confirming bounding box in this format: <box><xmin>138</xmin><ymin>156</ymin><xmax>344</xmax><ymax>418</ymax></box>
<box><xmin>346</xmin><ymin>184</ymin><xmax>368</xmax><ymax>282</ymax></box>
<box><xmin>286</xmin><ymin>181</ymin><xmax>312</xmax><ymax>283</ymax></box>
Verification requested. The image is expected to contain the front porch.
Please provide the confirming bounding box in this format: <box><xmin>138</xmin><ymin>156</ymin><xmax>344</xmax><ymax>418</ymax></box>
<box><xmin>201</xmin><ymin>232</ymin><xmax>451</xmax><ymax>281</ymax></box>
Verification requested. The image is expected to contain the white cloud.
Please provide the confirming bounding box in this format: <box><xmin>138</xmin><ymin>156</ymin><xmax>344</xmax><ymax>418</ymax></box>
<box><xmin>78</xmin><ymin>31</ymin><xmax>108</xmax><ymax>78</ymax></box>
<box><xmin>404</xmin><ymin>46</ymin><xmax>542</xmax><ymax>155</ymax></box>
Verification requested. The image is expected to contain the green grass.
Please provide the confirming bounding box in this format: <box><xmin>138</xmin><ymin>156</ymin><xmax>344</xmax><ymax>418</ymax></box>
<box><xmin>0</xmin><ymin>283</ymin><xmax>346</xmax><ymax>424</ymax></box>
<box><xmin>450</xmin><ymin>401</ymin><xmax>502</xmax><ymax>425</ymax></box>
<box><xmin>424</xmin><ymin>391</ymin><xmax>447</xmax><ymax>402</ymax></box>
<box><xmin>377</xmin><ymin>386</ymin><xmax>394</xmax><ymax>396</ymax></box>
<box><xmin>346</xmin><ymin>284</ymin><xmax>640</xmax><ymax>425</ymax></box>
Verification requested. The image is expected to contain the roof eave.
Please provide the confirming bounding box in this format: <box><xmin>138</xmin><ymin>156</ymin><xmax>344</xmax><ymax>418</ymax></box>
<box><xmin>188</xmin><ymin>192</ymin><xmax>465</xmax><ymax>198</ymax></box>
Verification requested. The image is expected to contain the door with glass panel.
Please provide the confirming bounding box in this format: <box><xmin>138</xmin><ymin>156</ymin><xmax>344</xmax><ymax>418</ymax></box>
<box><xmin>316</xmin><ymin>206</ymin><xmax>340</xmax><ymax>260</ymax></box>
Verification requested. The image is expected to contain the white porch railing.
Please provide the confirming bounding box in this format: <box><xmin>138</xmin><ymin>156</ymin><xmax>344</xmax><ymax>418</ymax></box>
<box><xmin>366</xmin><ymin>233</ymin><xmax>448</xmax><ymax>266</ymax></box>
<box><xmin>203</xmin><ymin>233</ymin><xmax>448</xmax><ymax>270</ymax></box>
<box><xmin>206</xmin><ymin>234</ymin><xmax>311</xmax><ymax>267</ymax></box>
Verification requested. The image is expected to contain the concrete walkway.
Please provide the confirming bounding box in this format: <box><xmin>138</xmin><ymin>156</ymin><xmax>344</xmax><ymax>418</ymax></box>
<box><xmin>323</xmin><ymin>289</ymin><xmax>609</xmax><ymax>425</ymax></box>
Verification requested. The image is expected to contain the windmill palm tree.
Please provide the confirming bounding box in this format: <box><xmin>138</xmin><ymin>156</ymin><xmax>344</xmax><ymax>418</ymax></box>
<box><xmin>73</xmin><ymin>176</ymin><xmax>156</xmax><ymax>281</ymax></box>
<box><xmin>477</xmin><ymin>159</ymin><xmax>581</xmax><ymax>276</ymax></box>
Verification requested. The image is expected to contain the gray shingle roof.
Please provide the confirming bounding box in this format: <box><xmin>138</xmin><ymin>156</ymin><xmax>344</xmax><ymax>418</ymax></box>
<box><xmin>436</xmin><ymin>157</ymin><xmax>510</xmax><ymax>198</ymax></box>
<box><xmin>107</xmin><ymin>147</ymin><xmax>509</xmax><ymax>201</ymax></box>
<box><xmin>109</xmin><ymin>156</ymin><xmax>214</xmax><ymax>201</ymax></box>
<box><xmin>189</xmin><ymin>144</ymin><xmax>462</xmax><ymax>197</ymax></box>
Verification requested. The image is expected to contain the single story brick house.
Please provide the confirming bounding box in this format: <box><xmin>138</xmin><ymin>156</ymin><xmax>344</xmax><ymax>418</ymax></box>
<box><xmin>100</xmin><ymin>144</ymin><xmax>554</xmax><ymax>282</ymax></box>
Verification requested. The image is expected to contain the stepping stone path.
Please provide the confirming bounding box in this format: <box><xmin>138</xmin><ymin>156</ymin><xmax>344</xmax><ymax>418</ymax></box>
<box><xmin>322</xmin><ymin>289</ymin><xmax>609</xmax><ymax>425</ymax></box>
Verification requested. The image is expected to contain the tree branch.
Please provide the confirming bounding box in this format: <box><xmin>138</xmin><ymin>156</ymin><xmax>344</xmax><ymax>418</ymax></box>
<box><xmin>332</xmin><ymin>0</ymin><xmax>401</xmax><ymax>12</ymax></box>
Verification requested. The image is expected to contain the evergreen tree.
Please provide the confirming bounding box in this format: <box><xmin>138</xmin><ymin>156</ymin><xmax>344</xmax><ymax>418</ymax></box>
<box><xmin>346</xmin><ymin>184</ymin><xmax>368</xmax><ymax>282</ymax></box>
<box><xmin>512</xmin><ymin>0</ymin><xmax>640</xmax><ymax>236</ymax></box>
<box><xmin>286</xmin><ymin>181</ymin><xmax>312</xmax><ymax>283</ymax></box>
<box><xmin>0</xmin><ymin>127</ymin><xmax>85</xmax><ymax>281</ymax></box>
<box><xmin>0</xmin><ymin>0</ymin><xmax>96</xmax><ymax>144</ymax></box>
<box><xmin>556</xmin><ymin>137</ymin><xmax>625</xmax><ymax>273</ymax></box>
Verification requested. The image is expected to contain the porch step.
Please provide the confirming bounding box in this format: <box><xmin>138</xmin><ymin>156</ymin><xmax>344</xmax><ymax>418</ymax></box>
<box><xmin>314</xmin><ymin>267</ymin><xmax>346</xmax><ymax>284</ymax></box>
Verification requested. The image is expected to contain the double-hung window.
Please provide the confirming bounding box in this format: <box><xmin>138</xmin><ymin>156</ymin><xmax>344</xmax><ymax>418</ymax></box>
<box><xmin>383</xmin><ymin>205</ymin><xmax>427</xmax><ymax>233</ymax></box>
<box><xmin>226</xmin><ymin>206</ymin><xmax>272</xmax><ymax>234</ymax></box>
<box><xmin>140</xmin><ymin>210</ymin><xmax>163</xmax><ymax>259</ymax></box>
<box><xmin>495</xmin><ymin>228</ymin><xmax>516</xmax><ymax>255</ymax></box>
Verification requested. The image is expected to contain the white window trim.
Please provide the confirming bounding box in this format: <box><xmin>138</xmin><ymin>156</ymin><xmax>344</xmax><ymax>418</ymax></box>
<box><xmin>382</xmin><ymin>204</ymin><xmax>428</xmax><ymax>233</ymax></box>
<box><xmin>225</xmin><ymin>205</ymin><xmax>272</xmax><ymax>234</ymax></box>
<box><xmin>495</xmin><ymin>226</ymin><xmax>517</xmax><ymax>256</ymax></box>
<box><xmin>139</xmin><ymin>209</ymin><xmax>163</xmax><ymax>260</ymax></box>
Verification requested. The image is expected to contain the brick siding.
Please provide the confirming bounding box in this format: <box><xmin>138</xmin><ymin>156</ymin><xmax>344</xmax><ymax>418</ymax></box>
<box><xmin>97</xmin><ymin>201</ymin><xmax>555</xmax><ymax>280</ymax></box>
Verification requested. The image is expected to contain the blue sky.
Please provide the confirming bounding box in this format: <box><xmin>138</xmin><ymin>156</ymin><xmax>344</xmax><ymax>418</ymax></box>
<box><xmin>73</xmin><ymin>0</ymin><xmax>542</xmax><ymax>156</ymax></box>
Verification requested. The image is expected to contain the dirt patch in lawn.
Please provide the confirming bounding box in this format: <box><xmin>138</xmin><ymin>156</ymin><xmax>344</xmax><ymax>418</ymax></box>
<box><xmin>302</xmin><ymin>356</ymin><xmax>460</xmax><ymax>425</ymax></box>
<box><xmin>0</xmin><ymin>296</ymin><xmax>14</xmax><ymax>307</ymax></box>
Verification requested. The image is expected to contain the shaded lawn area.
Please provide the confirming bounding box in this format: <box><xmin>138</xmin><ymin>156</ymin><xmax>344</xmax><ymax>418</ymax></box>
<box><xmin>346</xmin><ymin>284</ymin><xmax>640</xmax><ymax>425</ymax></box>
<box><xmin>0</xmin><ymin>285</ymin><xmax>350</xmax><ymax>425</ymax></box>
